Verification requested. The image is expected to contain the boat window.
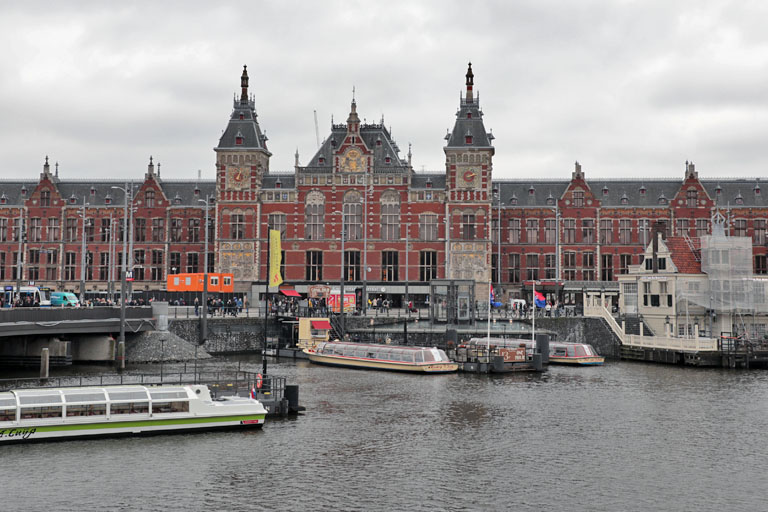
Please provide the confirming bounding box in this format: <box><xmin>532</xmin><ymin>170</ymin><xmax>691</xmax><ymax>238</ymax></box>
<box><xmin>553</xmin><ymin>347</ymin><xmax>567</xmax><ymax>356</ymax></box>
<box><xmin>567</xmin><ymin>346</ymin><xmax>576</xmax><ymax>357</ymax></box>
<box><xmin>414</xmin><ymin>351</ymin><xmax>424</xmax><ymax>363</ymax></box>
<box><xmin>585</xmin><ymin>345</ymin><xmax>596</xmax><ymax>356</ymax></box>
<box><xmin>353</xmin><ymin>350</ymin><xmax>366</xmax><ymax>358</ymax></box>
<box><xmin>149</xmin><ymin>390</ymin><xmax>188</xmax><ymax>400</ymax></box>
<box><xmin>17</xmin><ymin>394</ymin><xmax>62</xmax><ymax>405</ymax></box>
<box><xmin>21</xmin><ymin>406</ymin><xmax>62</xmax><ymax>419</ymax></box>
<box><xmin>0</xmin><ymin>394</ymin><xmax>16</xmax><ymax>407</ymax></box>
<box><xmin>110</xmin><ymin>402</ymin><xmax>149</xmax><ymax>415</ymax></box>
<box><xmin>108</xmin><ymin>390</ymin><xmax>150</xmax><ymax>401</ymax></box>
<box><xmin>152</xmin><ymin>401</ymin><xmax>190</xmax><ymax>414</ymax></box>
<box><xmin>423</xmin><ymin>350</ymin><xmax>436</xmax><ymax>362</ymax></box>
<box><xmin>66</xmin><ymin>404</ymin><xmax>106</xmax><ymax>417</ymax></box>
<box><xmin>437</xmin><ymin>349</ymin><xmax>449</xmax><ymax>362</ymax></box>
<box><xmin>574</xmin><ymin>346</ymin><xmax>587</xmax><ymax>357</ymax></box>
<box><xmin>64</xmin><ymin>392</ymin><xmax>107</xmax><ymax>403</ymax></box>
<box><xmin>0</xmin><ymin>409</ymin><xmax>16</xmax><ymax>422</ymax></box>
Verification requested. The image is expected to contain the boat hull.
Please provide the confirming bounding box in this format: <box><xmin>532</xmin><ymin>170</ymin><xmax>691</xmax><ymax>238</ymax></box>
<box><xmin>0</xmin><ymin>414</ymin><xmax>265</xmax><ymax>444</ymax></box>
<box><xmin>549</xmin><ymin>356</ymin><xmax>604</xmax><ymax>366</ymax></box>
<box><xmin>307</xmin><ymin>353</ymin><xmax>458</xmax><ymax>373</ymax></box>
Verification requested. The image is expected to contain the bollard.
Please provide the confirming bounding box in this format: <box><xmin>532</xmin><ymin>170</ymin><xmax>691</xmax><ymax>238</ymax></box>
<box><xmin>40</xmin><ymin>347</ymin><xmax>50</xmax><ymax>380</ymax></box>
<box><xmin>535</xmin><ymin>333</ymin><xmax>550</xmax><ymax>364</ymax></box>
<box><xmin>117</xmin><ymin>341</ymin><xmax>126</xmax><ymax>372</ymax></box>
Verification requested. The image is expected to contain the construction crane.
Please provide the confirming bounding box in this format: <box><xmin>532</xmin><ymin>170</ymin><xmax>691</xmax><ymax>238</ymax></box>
<box><xmin>313</xmin><ymin>110</ymin><xmax>320</xmax><ymax>149</ymax></box>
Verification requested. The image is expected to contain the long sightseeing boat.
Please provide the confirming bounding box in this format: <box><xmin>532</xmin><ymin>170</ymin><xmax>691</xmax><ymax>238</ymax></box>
<box><xmin>513</xmin><ymin>339</ymin><xmax>604</xmax><ymax>365</ymax></box>
<box><xmin>0</xmin><ymin>384</ymin><xmax>267</xmax><ymax>444</ymax></box>
<box><xmin>304</xmin><ymin>341</ymin><xmax>458</xmax><ymax>373</ymax></box>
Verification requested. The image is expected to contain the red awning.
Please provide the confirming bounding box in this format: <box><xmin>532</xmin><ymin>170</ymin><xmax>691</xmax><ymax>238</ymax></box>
<box><xmin>311</xmin><ymin>320</ymin><xmax>332</xmax><ymax>330</ymax></box>
<box><xmin>280</xmin><ymin>289</ymin><xmax>301</xmax><ymax>297</ymax></box>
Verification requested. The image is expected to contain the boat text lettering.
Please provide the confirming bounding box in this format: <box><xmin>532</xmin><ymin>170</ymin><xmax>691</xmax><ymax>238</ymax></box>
<box><xmin>0</xmin><ymin>427</ymin><xmax>37</xmax><ymax>440</ymax></box>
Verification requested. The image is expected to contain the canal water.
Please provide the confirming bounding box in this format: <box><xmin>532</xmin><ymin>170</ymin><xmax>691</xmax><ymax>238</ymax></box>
<box><xmin>2</xmin><ymin>357</ymin><xmax>767</xmax><ymax>511</ymax></box>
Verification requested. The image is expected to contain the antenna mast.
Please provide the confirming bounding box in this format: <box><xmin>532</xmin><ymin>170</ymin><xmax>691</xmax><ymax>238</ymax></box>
<box><xmin>314</xmin><ymin>110</ymin><xmax>320</xmax><ymax>149</ymax></box>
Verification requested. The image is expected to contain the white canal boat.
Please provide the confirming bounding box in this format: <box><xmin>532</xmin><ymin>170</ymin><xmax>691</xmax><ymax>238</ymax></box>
<box><xmin>0</xmin><ymin>384</ymin><xmax>267</xmax><ymax>444</ymax></box>
<box><xmin>304</xmin><ymin>341</ymin><xmax>458</xmax><ymax>373</ymax></box>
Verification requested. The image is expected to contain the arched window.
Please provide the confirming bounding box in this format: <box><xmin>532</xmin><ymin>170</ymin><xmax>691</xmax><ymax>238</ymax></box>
<box><xmin>305</xmin><ymin>191</ymin><xmax>325</xmax><ymax>240</ymax></box>
<box><xmin>380</xmin><ymin>190</ymin><xmax>400</xmax><ymax>240</ymax></box>
<box><xmin>145</xmin><ymin>189</ymin><xmax>155</xmax><ymax>208</ymax></box>
<box><xmin>343</xmin><ymin>190</ymin><xmax>362</xmax><ymax>240</ymax></box>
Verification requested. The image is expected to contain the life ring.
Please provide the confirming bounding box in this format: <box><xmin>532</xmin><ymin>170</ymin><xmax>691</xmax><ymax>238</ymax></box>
<box><xmin>255</xmin><ymin>373</ymin><xmax>263</xmax><ymax>390</ymax></box>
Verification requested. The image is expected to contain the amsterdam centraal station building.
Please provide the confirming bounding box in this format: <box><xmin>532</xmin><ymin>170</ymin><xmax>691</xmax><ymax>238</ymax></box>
<box><xmin>1</xmin><ymin>64</ymin><xmax>767</xmax><ymax>309</ymax></box>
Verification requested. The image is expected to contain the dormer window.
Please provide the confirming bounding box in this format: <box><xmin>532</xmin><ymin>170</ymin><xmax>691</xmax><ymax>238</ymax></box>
<box><xmin>465</xmin><ymin>134</ymin><xmax>473</xmax><ymax>144</ymax></box>
<box><xmin>528</xmin><ymin>186</ymin><xmax>535</xmax><ymax>196</ymax></box>
<box><xmin>546</xmin><ymin>196</ymin><xmax>555</xmax><ymax>206</ymax></box>
<box><xmin>69</xmin><ymin>195</ymin><xmax>77</xmax><ymax>204</ymax></box>
<box><xmin>90</xmin><ymin>187</ymin><xmax>96</xmax><ymax>196</ymax></box>
<box><xmin>715</xmin><ymin>185</ymin><xmax>722</xmax><ymax>196</ymax></box>
<box><xmin>174</xmin><ymin>194</ymin><xmax>181</xmax><ymax>205</ymax></box>
<box><xmin>21</xmin><ymin>186</ymin><xmax>27</xmax><ymax>196</ymax></box>
<box><xmin>239</xmin><ymin>114</ymin><xmax>244</xmax><ymax>120</ymax></box>
<box><xmin>318</xmin><ymin>157</ymin><xmax>325</xmax><ymax>164</ymax></box>
<box><xmin>658</xmin><ymin>195</ymin><xmax>667</xmax><ymax>205</ymax></box>
<box><xmin>0</xmin><ymin>194</ymin><xmax>6</xmax><ymax>205</ymax></box>
<box><xmin>620</xmin><ymin>193</ymin><xmax>629</xmax><ymax>205</ymax></box>
<box><xmin>385</xmin><ymin>157</ymin><xmax>391</xmax><ymax>164</ymax></box>
<box><xmin>755</xmin><ymin>184</ymin><xmax>761</xmax><ymax>196</ymax></box>
<box><xmin>376</xmin><ymin>138</ymin><xmax>382</xmax><ymax>146</ymax></box>
<box><xmin>276</xmin><ymin>180</ymin><xmax>282</xmax><ymax>189</ymax></box>
<box><xmin>639</xmin><ymin>185</ymin><xmax>646</xmax><ymax>195</ymax></box>
<box><xmin>602</xmin><ymin>185</ymin><xmax>609</xmax><ymax>196</ymax></box>
<box><xmin>735</xmin><ymin>193</ymin><xmax>744</xmax><ymax>205</ymax></box>
<box><xmin>467</xmin><ymin>112</ymin><xmax>472</xmax><ymax>119</ymax></box>
<box><xmin>331</xmin><ymin>139</ymin><xmax>337</xmax><ymax>147</ymax></box>
<box><xmin>235</xmin><ymin>136</ymin><xmax>243</xmax><ymax>145</ymax></box>
<box><xmin>194</xmin><ymin>187</ymin><xmax>200</xmax><ymax>197</ymax></box>
<box><xmin>105</xmin><ymin>194</ymin><xmax>112</xmax><ymax>205</ymax></box>
<box><xmin>426</xmin><ymin>179</ymin><xmax>433</xmax><ymax>189</ymax></box>
<box><xmin>510</xmin><ymin>195</ymin><xmax>518</xmax><ymax>205</ymax></box>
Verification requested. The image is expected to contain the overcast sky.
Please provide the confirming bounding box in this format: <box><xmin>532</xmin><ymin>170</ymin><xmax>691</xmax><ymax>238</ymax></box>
<box><xmin>1</xmin><ymin>1</ymin><xmax>767</xmax><ymax>182</ymax></box>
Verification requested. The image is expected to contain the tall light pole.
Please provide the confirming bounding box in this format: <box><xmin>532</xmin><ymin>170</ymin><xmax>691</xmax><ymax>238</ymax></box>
<box><xmin>15</xmin><ymin>208</ymin><xmax>24</xmax><ymax>299</ymax></box>
<box><xmin>111</xmin><ymin>183</ymin><xmax>131</xmax><ymax>344</ymax></box>
<box><xmin>404</xmin><ymin>215</ymin><xmax>409</xmax><ymax>344</ymax></box>
<box><xmin>341</xmin><ymin>212</ymin><xmax>346</xmax><ymax>338</ymax></box>
<box><xmin>198</xmin><ymin>196</ymin><xmax>210</xmax><ymax>345</ymax></box>
<box><xmin>79</xmin><ymin>197</ymin><xmax>89</xmax><ymax>305</ymax></box>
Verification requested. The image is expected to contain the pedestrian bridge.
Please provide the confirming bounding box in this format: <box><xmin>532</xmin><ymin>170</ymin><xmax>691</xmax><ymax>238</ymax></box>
<box><xmin>0</xmin><ymin>307</ymin><xmax>156</xmax><ymax>338</ymax></box>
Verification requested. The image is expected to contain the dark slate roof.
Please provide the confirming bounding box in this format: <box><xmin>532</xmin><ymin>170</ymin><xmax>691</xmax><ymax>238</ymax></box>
<box><xmin>701</xmin><ymin>179</ymin><xmax>766</xmax><ymax>207</ymax></box>
<box><xmin>585</xmin><ymin>179</ymin><xmax>682</xmax><ymax>207</ymax></box>
<box><xmin>0</xmin><ymin>181</ymin><xmax>36</xmax><ymax>205</ymax></box>
<box><xmin>160</xmin><ymin>181</ymin><xmax>217</xmax><ymax>205</ymax></box>
<box><xmin>411</xmin><ymin>173</ymin><xmax>446</xmax><ymax>190</ymax></box>
<box><xmin>445</xmin><ymin>95</ymin><xmax>493</xmax><ymax>149</ymax></box>
<box><xmin>302</xmin><ymin>118</ymin><xmax>408</xmax><ymax>172</ymax></box>
<box><xmin>493</xmin><ymin>180</ymin><xmax>569</xmax><ymax>207</ymax></box>
<box><xmin>262</xmin><ymin>174</ymin><xmax>296</xmax><ymax>189</ymax></box>
<box><xmin>216</xmin><ymin>100</ymin><xmax>271</xmax><ymax>155</ymax></box>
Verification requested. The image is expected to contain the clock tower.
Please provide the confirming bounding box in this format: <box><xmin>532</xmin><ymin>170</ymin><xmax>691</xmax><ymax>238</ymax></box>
<box><xmin>444</xmin><ymin>63</ymin><xmax>496</xmax><ymax>298</ymax></box>
<box><xmin>213</xmin><ymin>65</ymin><xmax>272</xmax><ymax>282</ymax></box>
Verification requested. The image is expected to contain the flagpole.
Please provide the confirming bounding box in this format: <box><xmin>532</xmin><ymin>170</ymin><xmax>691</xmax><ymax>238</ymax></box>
<box><xmin>486</xmin><ymin>281</ymin><xmax>492</xmax><ymax>353</ymax></box>
<box><xmin>532</xmin><ymin>281</ymin><xmax>536</xmax><ymax>354</ymax></box>
<box><xmin>262</xmin><ymin>231</ymin><xmax>270</xmax><ymax>375</ymax></box>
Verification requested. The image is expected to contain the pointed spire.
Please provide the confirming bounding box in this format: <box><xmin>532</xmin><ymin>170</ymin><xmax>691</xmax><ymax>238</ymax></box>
<box><xmin>408</xmin><ymin>143</ymin><xmax>412</xmax><ymax>166</ymax></box>
<box><xmin>55</xmin><ymin>161</ymin><xmax>59</xmax><ymax>178</ymax></box>
<box><xmin>157</xmin><ymin>162</ymin><xmax>161</xmax><ymax>178</ymax></box>
<box><xmin>295</xmin><ymin>148</ymin><xmax>300</xmax><ymax>169</ymax></box>
<box><xmin>147</xmin><ymin>156</ymin><xmax>155</xmax><ymax>178</ymax></box>
<box><xmin>465</xmin><ymin>62</ymin><xmax>474</xmax><ymax>102</ymax></box>
<box><xmin>347</xmin><ymin>91</ymin><xmax>360</xmax><ymax>134</ymax></box>
<box><xmin>240</xmin><ymin>65</ymin><xmax>249</xmax><ymax>104</ymax></box>
<box><xmin>43</xmin><ymin>156</ymin><xmax>50</xmax><ymax>176</ymax></box>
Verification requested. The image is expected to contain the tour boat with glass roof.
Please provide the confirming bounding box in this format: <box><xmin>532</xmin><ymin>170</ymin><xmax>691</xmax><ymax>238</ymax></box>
<box><xmin>0</xmin><ymin>383</ymin><xmax>267</xmax><ymax>444</ymax></box>
<box><xmin>304</xmin><ymin>341</ymin><xmax>458</xmax><ymax>373</ymax></box>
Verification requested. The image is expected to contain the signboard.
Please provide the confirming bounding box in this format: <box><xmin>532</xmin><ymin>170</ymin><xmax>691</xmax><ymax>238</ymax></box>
<box><xmin>126</xmin><ymin>271</ymin><xmax>134</xmax><ymax>282</ymax></box>
<box><xmin>499</xmin><ymin>347</ymin><xmax>527</xmax><ymax>362</ymax></box>
<box><xmin>327</xmin><ymin>293</ymin><xmax>356</xmax><ymax>313</ymax></box>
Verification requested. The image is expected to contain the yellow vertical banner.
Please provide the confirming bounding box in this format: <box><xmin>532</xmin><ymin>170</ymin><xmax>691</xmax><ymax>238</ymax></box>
<box><xmin>268</xmin><ymin>229</ymin><xmax>283</xmax><ymax>287</ymax></box>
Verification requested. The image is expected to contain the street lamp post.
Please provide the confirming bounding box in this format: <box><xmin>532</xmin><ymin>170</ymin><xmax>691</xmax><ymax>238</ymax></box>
<box><xmin>198</xmin><ymin>196</ymin><xmax>210</xmax><ymax>346</ymax></box>
<box><xmin>15</xmin><ymin>209</ymin><xmax>24</xmax><ymax>300</ymax></box>
<box><xmin>111</xmin><ymin>183</ymin><xmax>131</xmax><ymax>344</ymax></box>
<box><xmin>79</xmin><ymin>198</ymin><xmax>89</xmax><ymax>305</ymax></box>
<box><xmin>340</xmin><ymin>213</ymin><xmax>346</xmax><ymax>338</ymax></box>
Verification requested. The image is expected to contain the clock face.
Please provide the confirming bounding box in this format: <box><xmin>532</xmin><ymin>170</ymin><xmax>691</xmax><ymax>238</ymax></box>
<box><xmin>227</xmin><ymin>166</ymin><xmax>248</xmax><ymax>190</ymax></box>
<box><xmin>460</xmin><ymin>168</ymin><xmax>479</xmax><ymax>188</ymax></box>
<box><xmin>341</xmin><ymin>148</ymin><xmax>365</xmax><ymax>172</ymax></box>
